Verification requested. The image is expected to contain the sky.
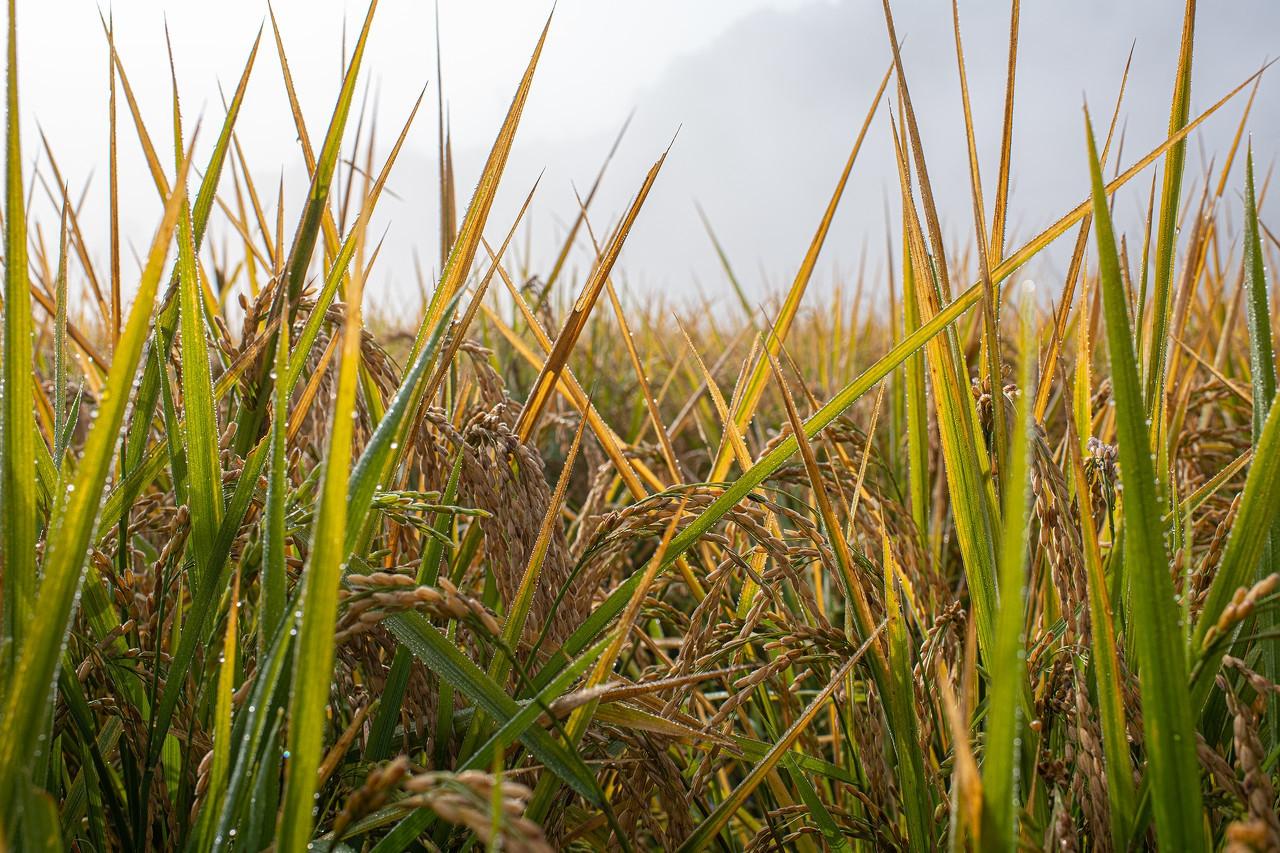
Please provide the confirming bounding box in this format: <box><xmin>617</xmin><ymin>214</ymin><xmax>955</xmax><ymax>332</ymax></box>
<box><xmin>15</xmin><ymin>1</ymin><xmax>1280</xmax><ymax>312</ymax></box>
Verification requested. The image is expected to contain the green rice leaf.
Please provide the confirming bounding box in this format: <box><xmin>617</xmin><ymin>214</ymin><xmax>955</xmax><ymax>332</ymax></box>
<box><xmin>981</xmin><ymin>282</ymin><xmax>1035</xmax><ymax>850</ymax></box>
<box><xmin>0</xmin><ymin>144</ymin><xmax>192</xmax><ymax>829</ymax></box>
<box><xmin>1085</xmin><ymin>108</ymin><xmax>1204</xmax><ymax>851</ymax></box>
<box><xmin>2</xmin><ymin>0</ymin><xmax>37</xmax><ymax>666</ymax></box>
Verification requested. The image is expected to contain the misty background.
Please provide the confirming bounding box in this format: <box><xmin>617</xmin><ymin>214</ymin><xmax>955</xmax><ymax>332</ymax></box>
<box><xmin>17</xmin><ymin>0</ymin><xmax>1280</xmax><ymax>315</ymax></box>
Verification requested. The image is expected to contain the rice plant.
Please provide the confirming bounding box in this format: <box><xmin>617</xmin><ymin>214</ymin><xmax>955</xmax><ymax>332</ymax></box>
<box><xmin>1</xmin><ymin>0</ymin><xmax>1279</xmax><ymax>849</ymax></box>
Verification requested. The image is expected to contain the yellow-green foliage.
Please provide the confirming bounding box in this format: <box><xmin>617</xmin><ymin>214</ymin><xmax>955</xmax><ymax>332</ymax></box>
<box><xmin>1</xmin><ymin>2</ymin><xmax>1278</xmax><ymax>851</ymax></box>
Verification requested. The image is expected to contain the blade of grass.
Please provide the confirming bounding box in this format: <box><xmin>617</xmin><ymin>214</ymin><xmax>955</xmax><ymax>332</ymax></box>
<box><xmin>1145</xmin><ymin>0</ymin><xmax>1197</xmax><ymax>411</ymax></box>
<box><xmin>890</xmin><ymin>112</ymin><xmax>1000</xmax><ymax>658</ymax></box>
<box><xmin>107</xmin><ymin>14</ymin><xmax>120</xmax><ymax>344</ymax></box>
<box><xmin>260</xmin><ymin>296</ymin><xmax>291</xmax><ymax>652</ymax></box>
<box><xmin>192</xmin><ymin>572</ymin><xmax>240</xmax><ymax>853</ymax></box>
<box><xmin>0</xmin><ymin>144</ymin><xmax>192</xmax><ymax>828</ymax></box>
<box><xmin>1086</xmin><ymin>107</ymin><xmax>1205</xmax><ymax>850</ymax></box>
<box><xmin>432</xmin><ymin>3</ymin><xmax>457</xmax><ymax>272</ymax></box>
<box><xmin>981</xmin><ymin>281</ymin><xmax>1035</xmax><ymax>851</ymax></box>
<box><xmin>882</xmin><ymin>1</ymin><xmax>953</xmax><ymax>302</ymax></box>
<box><xmin>51</xmin><ymin>201</ymin><xmax>70</xmax><ymax>467</ymax></box>
<box><xmin>516</xmin><ymin>148</ymin><xmax>670</xmax><ymax>442</ymax></box>
<box><xmin>951</xmin><ymin>0</ymin><xmax>1008</xmax><ymax>484</ymax></box>
<box><xmin>411</xmin><ymin>10</ymin><xmax>553</xmax><ymax>366</ymax></box>
<box><xmin>210</xmin><ymin>587</ymin><xmax>302</xmax><ymax>852</ymax></box>
<box><xmin>276</xmin><ymin>216</ymin><xmax>368</xmax><ymax>853</ymax></box>
<box><xmin>1</xmin><ymin>0</ymin><xmax>37</xmax><ymax>666</ymax></box>
<box><xmin>988</xmin><ymin>0</ymin><xmax>1019</xmax><ymax>261</ymax></box>
<box><xmin>901</xmin><ymin>213</ymin><xmax>930</xmax><ymax>559</ymax></box>
<box><xmin>173</xmin><ymin>92</ymin><xmax>224</xmax><ymax>596</ymax></box>
<box><xmin>1241</xmin><ymin>145</ymin><xmax>1278</xmax><ymax>739</ymax></box>
<box><xmin>708</xmin><ymin>61</ymin><xmax>890</xmax><ymax>482</ymax></box>
<box><xmin>880</xmin><ymin>534</ymin><xmax>934</xmax><ymax>849</ymax></box>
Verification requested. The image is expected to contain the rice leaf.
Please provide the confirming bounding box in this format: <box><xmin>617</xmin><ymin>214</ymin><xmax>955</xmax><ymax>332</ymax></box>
<box><xmin>276</xmin><ymin>212</ymin><xmax>368</xmax><ymax>852</ymax></box>
<box><xmin>0</xmin><ymin>144</ymin><xmax>192</xmax><ymax>826</ymax></box>
<box><xmin>1085</xmin><ymin>108</ymin><xmax>1204</xmax><ymax>851</ymax></box>
<box><xmin>981</xmin><ymin>282</ymin><xmax>1035</xmax><ymax>850</ymax></box>
<box><xmin>1144</xmin><ymin>0</ymin><xmax>1197</xmax><ymax>410</ymax></box>
<box><xmin>1</xmin><ymin>0</ymin><xmax>37</xmax><ymax>664</ymax></box>
<box><xmin>1241</xmin><ymin>145</ymin><xmax>1279</xmax><ymax>735</ymax></box>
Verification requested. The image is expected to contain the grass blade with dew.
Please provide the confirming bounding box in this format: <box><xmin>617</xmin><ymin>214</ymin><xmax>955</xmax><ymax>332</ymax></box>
<box><xmin>1</xmin><ymin>0</ymin><xmax>37</xmax><ymax>668</ymax></box>
<box><xmin>880</xmin><ymin>534</ymin><xmax>934</xmax><ymax>849</ymax></box>
<box><xmin>1241</xmin><ymin>144</ymin><xmax>1279</xmax><ymax>739</ymax></box>
<box><xmin>411</xmin><ymin>9</ymin><xmax>553</xmax><ymax>367</ymax></box>
<box><xmin>172</xmin><ymin>87</ymin><xmax>224</xmax><ymax>597</ymax></box>
<box><xmin>981</xmin><ymin>280</ymin><xmax>1036</xmax><ymax>851</ymax></box>
<box><xmin>261</xmin><ymin>294</ymin><xmax>290</xmax><ymax>651</ymax></box>
<box><xmin>210</xmin><ymin>586</ymin><xmax>304</xmax><ymax>852</ymax></box>
<box><xmin>0</xmin><ymin>141</ymin><xmax>193</xmax><ymax>832</ymax></box>
<box><xmin>191</xmin><ymin>572</ymin><xmax>240</xmax><ymax>853</ymax></box>
<box><xmin>1086</xmin><ymin>107</ymin><xmax>1205</xmax><ymax>850</ymax></box>
<box><xmin>1144</xmin><ymin>0</ymin><xmax>1196</xmax><ymax>412</ymax></box>
<box><xmin>276</xmin><ymin>228</ymin><xmax>367</xmax><ymax>853</ymax></box>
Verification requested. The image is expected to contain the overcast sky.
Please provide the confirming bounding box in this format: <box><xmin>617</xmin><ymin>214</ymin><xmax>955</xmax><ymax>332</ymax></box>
<box><xmin>15</xmin><ymin>1</ymin><xmax>1280</xmax><ymax>311</ymax></box>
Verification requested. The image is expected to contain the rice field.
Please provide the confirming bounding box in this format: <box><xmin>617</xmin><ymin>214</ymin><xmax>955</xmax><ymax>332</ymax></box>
<box><xmin>1</xmin><ymin>0</ymin><xmax>1279</xmax><ymax>850</ymax></box>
